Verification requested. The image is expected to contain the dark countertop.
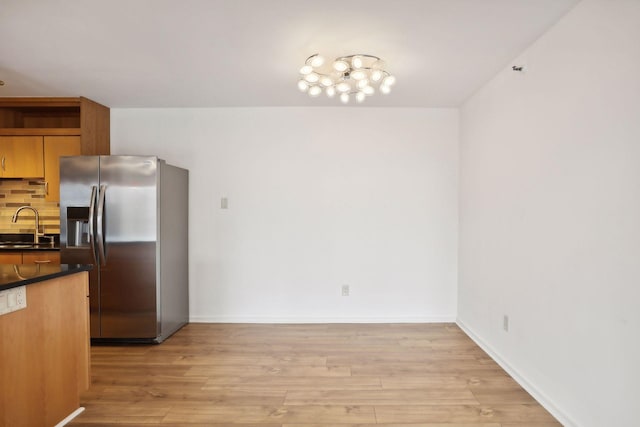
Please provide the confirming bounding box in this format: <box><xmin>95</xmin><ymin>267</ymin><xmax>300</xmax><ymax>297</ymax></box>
<box><xmin>3</xmin><ymin>244</ymin><xmax>60</xmax><ymax>251</ymax></box>
<box><xmin>0</xmin><ymin>233</ymin><xmax>60</xmax><ymax>252</ymax></box>
<box><xmin>0</xmin><ymin>264</ymin><xmax>92</xmax><ymax>292</ymax></box>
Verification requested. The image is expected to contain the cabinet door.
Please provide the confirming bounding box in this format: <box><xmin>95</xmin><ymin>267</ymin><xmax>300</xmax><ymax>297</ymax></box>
<box><xmin>43</xmin><ymin>136</ymin><xmax>82</xmax><ymax>202</ymax></box>
<box><xmin>0</xmin><ymin>136</ymin><xmax>44</xmax><ymax>178</ymax></box>
<box><xmin>22</xmin><ymin>251</ymin><xmax>61</xmax><ymax>264</ymax></box>
<box><xmin>0</xmin><ymin>252</ymin><xmax>22</xmax><ymax>263</ymax></box>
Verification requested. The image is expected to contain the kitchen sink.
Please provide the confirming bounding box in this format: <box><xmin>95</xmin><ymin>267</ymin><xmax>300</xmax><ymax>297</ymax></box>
<box><xmin>0</xmin><ymin>236</ymin><xmax>58</xmax><ymax>249</ymax></box>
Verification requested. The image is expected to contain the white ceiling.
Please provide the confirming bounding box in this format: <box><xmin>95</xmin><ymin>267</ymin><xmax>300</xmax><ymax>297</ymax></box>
<box><xmin>0</xmin><ymin>0</ymin><xmax>580</xmax><ymax>108</ymax></box>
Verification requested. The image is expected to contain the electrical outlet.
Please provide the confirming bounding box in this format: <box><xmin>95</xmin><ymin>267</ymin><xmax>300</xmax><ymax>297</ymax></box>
<box><xmin>503</xmin><ymin>315</ymin><xmax>509</xmax><ymax>332</ymax></box>
<box><xmin>0</xmin><ymin>286</ymin><xmax>27</xmax><ymax>315</ymax></box>
<box><xmin>341</xmin><ymin>285</ymin><xmax>350</xmax><ymax>297</ymax></box>
<box><xmin>221</xmin><ymin>197</ymin><xmax>228</xmax><ymax>209</ymax></box>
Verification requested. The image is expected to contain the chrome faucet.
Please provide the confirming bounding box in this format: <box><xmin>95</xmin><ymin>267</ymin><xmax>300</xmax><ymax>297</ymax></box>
<box><xmin>11</xmin><ymin>206</ymin><xmax>44</xmax><ymax>244</ymax></box>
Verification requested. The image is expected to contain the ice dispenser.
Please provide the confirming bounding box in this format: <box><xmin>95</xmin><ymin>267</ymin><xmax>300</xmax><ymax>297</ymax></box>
<box><xmin>66</xmin><ymin>207</ymin><xmax>91</xmax><ymax>247</ymax></box>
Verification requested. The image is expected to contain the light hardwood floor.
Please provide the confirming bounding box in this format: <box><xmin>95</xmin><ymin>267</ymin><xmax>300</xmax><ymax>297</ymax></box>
<box><xmin>70</xmin><ymin>323</ymin><xmax>560</xmax><ymax>426</ymax></box>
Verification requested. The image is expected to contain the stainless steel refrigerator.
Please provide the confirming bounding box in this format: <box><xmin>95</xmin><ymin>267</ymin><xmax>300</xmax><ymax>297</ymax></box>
<box><xmin>60</xmin><ymin>155</ymin><xmax>188</xmax><ymax>343</ymax></box>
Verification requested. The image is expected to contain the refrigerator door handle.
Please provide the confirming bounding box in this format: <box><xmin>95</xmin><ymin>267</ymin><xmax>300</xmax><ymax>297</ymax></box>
<box><xmin>88</xmin><ymin>185</ymin><xmax>98</xmax><ymax>265</ymax></box>
<box><xmin>96</xmin><ymin>184</ymin><xmax>108</xmax><ymax>266</ymax></box>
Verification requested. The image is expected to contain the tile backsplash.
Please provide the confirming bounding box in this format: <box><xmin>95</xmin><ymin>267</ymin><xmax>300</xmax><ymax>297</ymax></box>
<box><xmin>0</xmin><ymin>180</ymin><xmax>60</xmax><ymax>234</ymax></box>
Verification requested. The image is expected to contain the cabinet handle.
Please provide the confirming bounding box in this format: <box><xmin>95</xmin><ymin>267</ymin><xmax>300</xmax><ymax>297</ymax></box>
<box><xmin>34</xmin><ymin>260</ymin><xmax>52</xmax><ymax>264</ymax></box>
<box><xmin>45</xmin><ymin>181</ymin><xmax>49</xmax><ymax>195</ymax></box>
<box><xmin>1</xmin><ymin>156</ymin><xmax>4</xmax><ymax>170</ymax></box>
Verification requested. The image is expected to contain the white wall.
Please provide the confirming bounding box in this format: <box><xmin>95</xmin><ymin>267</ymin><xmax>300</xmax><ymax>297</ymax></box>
<box><xmin>459</xmin><ymin>1</ymin><xmax>640</xmax><ymax>426</ymax></box>
<box><xmin>112</xmin><ymin>107</ymin><xmax>459</xmax><ymax>322</ymax></box>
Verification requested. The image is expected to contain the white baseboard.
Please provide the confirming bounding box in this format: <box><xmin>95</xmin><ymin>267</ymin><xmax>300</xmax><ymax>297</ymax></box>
<box><xmin>54</xmin><ymin>407</ymin><xmax>85</xmax><ymax>427</ymax></box>
<box><xmin>189</xmin><ymin>315</ymin><xmax>457</xmax><ymax>323</ymax></box>
<box><xmin>456</xmin><ymin>319</ymin><xmax>576</xmax><ymax>427</ymax></box>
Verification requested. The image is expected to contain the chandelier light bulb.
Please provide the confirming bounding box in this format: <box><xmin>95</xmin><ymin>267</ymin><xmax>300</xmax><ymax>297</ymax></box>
<box><xmin>350</xmin><ymin>70</ymin><xmax>367</xmax><ymax>80</ymax></box>
<box><xmin>336</xmin><ymin>82</ymin><xmax>351</xmax><ymax>93</ymax></box>
<box><xmin>320</xmin><ymin>76</ymin><xmax>334</xmax><ymax>87</ymax></box>
<box><xmin>298</xmin><ymin>80</ymin><xmax>309</xmax><ymax>92</ymax></box>
<box><xmin>308</xmin><ymin>85</ymin><xmax>322</xmax><ymax>97</ymax></box>
<box><xmin>333</xmin><ymin>60</ymin><xmax>349</xmax><ymax>72</ymax></box>
<box><xmin>309</xmin><ymin>55</ymin><xmax>325</xmax><ymax>68</ymax></box>
<box><xmin>298</xmin><ymin>53</ymin><xmax>394</xmax><ymax>104</ymax></box>
<box><xmin>304</xmin><ymin>73</ymin><xmax>319</xmax><ymax>83</ymax></box>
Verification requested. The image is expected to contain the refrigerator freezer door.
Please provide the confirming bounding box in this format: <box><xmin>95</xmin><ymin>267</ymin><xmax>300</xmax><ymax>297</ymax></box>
<box><xmin>98</xmin><ymin>156</ymin><xmax>159</xmax><ymax>338</ymax></box>
<box><xmin>60</xmin><ymin>156</ymin><xmax>101</xmax><ymax>337</ymax></box>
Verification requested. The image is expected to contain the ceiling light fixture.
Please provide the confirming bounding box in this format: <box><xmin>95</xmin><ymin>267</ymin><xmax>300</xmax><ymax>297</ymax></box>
<box><xmin>298</xmin><ymin>54</ymin><xmax>395</xmax><ymax>104</ymax></box>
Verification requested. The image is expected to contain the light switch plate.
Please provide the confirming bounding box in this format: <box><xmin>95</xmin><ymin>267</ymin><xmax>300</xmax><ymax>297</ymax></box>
<box><xmin>341</xmin><ymin>285</ymin><xmax>350</xmax><ymax>297</ymax></box>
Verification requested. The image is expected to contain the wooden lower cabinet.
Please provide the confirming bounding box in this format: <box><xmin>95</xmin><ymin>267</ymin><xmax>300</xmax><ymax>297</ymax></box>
<box><xmin>22</xmin><ymin>251</ymin><xmax>60</xmax><ymax>264</ymax></box>
<box><xmin>0</xmin><ymin>251</ymin><xmax>60</xmax><ymax>264</ymax></box>
<box><xmin>0</xmin><ymin>252</ymin><xmax>22</xmax><ymax>264</ymax></box>
<box><xmin>0</xmin><ymin>272</ymin><xmax>90</xmax><ymax>427</ymax></box>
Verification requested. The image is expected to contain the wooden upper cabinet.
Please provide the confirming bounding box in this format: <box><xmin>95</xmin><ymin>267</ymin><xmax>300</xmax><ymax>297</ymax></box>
<box><xmin>0</xmin><ymin>135</ymin><xmax>44</xmax><ymax>178</ymax></box>
<box><xmin>0</xmin><ymin>97</ymin><xmax>110</xmax><ymax>155</ymax></box>
<box><xmin>44</xmin><ymin>135</ymin><xmax>81</xmax><ymax>202</ymax></box>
